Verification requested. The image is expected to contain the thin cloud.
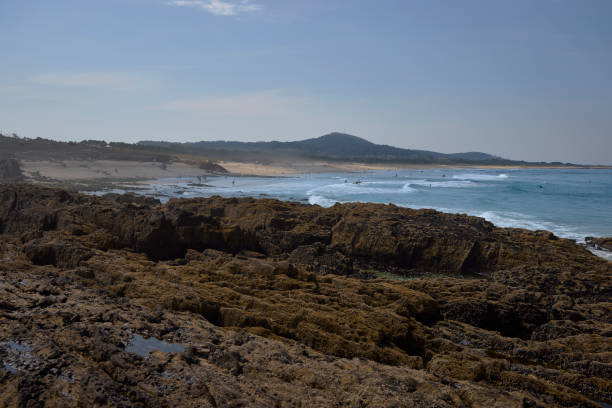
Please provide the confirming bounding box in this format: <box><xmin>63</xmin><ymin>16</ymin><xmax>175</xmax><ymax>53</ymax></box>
<box><xmin>156</xmin><ymin>91</ymin><xmax>297</xmax><ymax>117</ymax></box>
<box><xmin>166</xmin><ymin>0</ymin><xmax>262</xmax><ymax>16</ymax></box>
<box><xmin>28</xmin><ymin>72</ymin><xmax>151</xmax><ymax>90</ymax></box>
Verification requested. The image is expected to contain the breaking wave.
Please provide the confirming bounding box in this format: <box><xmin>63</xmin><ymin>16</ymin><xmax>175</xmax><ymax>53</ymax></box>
<box><xmin>476</xmin><ymin>210</ymin><xmax>585</xmax><ymax>241</ymax></box>
<box><xmin>453</xmin><ymin>173</ymin><xmax>508</xmax><ymax>181</ymax></box>
<box><xmin>406</xmin><ymin>179</ymin><xmax>474</xmax><ymax>188</ymax></box>
<box><xmin>307</xmin><ymin>182</ymin><xmax>417</xmax><ymax>196</ymax></box>
<box><xmin>308</xmin><ymin>195</ymin><xmax>338</xmax><ymax>207</ymax></box>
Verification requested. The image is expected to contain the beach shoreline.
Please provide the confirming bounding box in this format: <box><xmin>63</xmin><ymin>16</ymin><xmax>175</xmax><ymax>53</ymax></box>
<box><xmin>19</xmin><ymin>158</ymin><xmax>612</xmax><ymax>183</ymax></box>
<box><xmin>16</xmin><ymin>163</ymin><xmax>612</xmax><ymax>262</ymax></box>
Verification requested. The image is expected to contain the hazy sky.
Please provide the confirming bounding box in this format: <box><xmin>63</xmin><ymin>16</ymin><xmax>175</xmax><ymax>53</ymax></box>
<box><xmin>1</xmin><ymin>0</ymin><xmax>611</xmax><ymax>164</ymax></box>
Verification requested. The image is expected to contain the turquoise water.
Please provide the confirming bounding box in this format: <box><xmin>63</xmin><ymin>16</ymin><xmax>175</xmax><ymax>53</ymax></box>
<box><xmin>100</xmin><ymin>168</ymin><xmax>612</xmax><ymax>253</ymax></box>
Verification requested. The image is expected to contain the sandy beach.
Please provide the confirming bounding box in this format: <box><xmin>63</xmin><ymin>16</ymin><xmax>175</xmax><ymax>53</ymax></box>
<box><xmin>21</xmin><ymin>160</ymin><xmax>210</xmax><ymax>181</ymax></box>
<box><xmin>213</xmin><ymin>160</ymin><xmax>611</xmax><ymax>176</ymax></box>
<box><xmin>20</xmin><ymin>159</ymin><xmax>607</xmax><ymax>184</ymax></box>
<box><xmin>19</xmin><ymin>159</ymin><xmax>419</xmax><ymax>181</ymax></box>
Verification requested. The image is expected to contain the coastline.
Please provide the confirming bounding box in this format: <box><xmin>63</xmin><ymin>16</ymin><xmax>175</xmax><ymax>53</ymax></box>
<box><xmin>20</xmin><ymin>163</ymin><xmax>605</xmax><ymax>261</ymax></box>
<box><xmin>16</xmin><ymin>159</ymin><xmax>612</xmax><ymax>262</ymax></box>
<box><xmin>213</xmin><ymin>161</ymin><xmax>612</xmax><ymax>175</ymax></box>
<box><xmin>19</xmin><ymin>158</ymin><xmax>612</xmax><ymax>181</ymax></box>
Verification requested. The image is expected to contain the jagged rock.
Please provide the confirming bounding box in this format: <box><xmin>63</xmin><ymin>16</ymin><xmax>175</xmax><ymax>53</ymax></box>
<box><xmin>586</xmin><ymin>236</ymin><xmax>612</xmax><ymax>251</ymax></box>
<box><xmin>198</xmin><ymin>161</ymin><xmax>228</xmax><ymax>173</ymax></box>
<box><xmin>0</xmin><ymin>184</ymin><xmax>610</xmax><ymax>407</ymax></box>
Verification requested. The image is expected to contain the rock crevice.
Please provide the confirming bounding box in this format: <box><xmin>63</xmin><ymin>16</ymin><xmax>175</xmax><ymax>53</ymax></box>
<box><xmin>0</xmin><ymin>184</ymin><xmax>610</xmax><ymax>407</ymax></box>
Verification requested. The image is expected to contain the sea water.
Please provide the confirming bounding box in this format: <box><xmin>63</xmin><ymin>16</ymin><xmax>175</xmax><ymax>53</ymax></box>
<box><xmin>95</xmin><ymin>168</ymin><xmax>612</xmax><ymax>259</ymax></box>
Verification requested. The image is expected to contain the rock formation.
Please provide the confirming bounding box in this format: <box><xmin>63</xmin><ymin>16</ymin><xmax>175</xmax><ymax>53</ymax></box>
<box><xmin>586</xmin><ymin>236</ymin><xmax>612</xmax><ymax>252</ymax></box>
<box><xmin>0</xmin><ymin>184</ymin><xmax>610</xmax><ymax>407</ymax></box>
<box><xmin>198</xmin><ymin>161</ymin><xmax>228</xmax><ymax>173</ymax></box>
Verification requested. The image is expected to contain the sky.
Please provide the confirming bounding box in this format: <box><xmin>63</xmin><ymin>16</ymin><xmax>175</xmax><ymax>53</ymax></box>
<box><xmin>0</xmin><ymin>0</ymin><xmax>611</xmax><ymax>164</ymax></box>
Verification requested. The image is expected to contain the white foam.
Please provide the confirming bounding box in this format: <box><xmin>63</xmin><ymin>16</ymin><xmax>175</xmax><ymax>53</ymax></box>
<box><xmin>399</xmin><ymin>206</ymin><xmax>586</xmax><ymax>242</ymax></box>
<box><xmin>407</xmin><ymin>179</ymin><xmax>475</xmax><ymax>188</ymax></box>
<box><xmin>401</xmin><ymin>183</ymin><xmax>417</xmax><ymax>192</ymax></box>
<box><xmin>453</xmin><ymin>173</ymin><xmax>508</xmax><ymax>181</ymax></box>
<box><xmin>307</xmin><ymin>182</ymin><xmax>417</xmax><ymax>196</ymax></box>
<box><xmin>307</xmin><ymin>183</ymin><xmax>358</xmax><ymax>195</ymax></box>
<box><xmin>360</xmin><ymin>181</ymin><xmax>403</xmax><ymax>186</ymax></box>
<box><xmin>384</xmin><ymin>206</ymin><xmax>611</xmax><ymax>261</ymax></box>
<box><xmin>479</xmin><ymin>210</ymin><xmax>549</xmax><ymax>229</ymax></box>
<box><xmin>474</xmin><ymin>210</ymin><xmax>595</xmax><ymax>243</ymax></box>
<box><xmin>588</xmin><ymin>248</ymin><xmax>612</xmax><ymax>262</ymax></box>
<box><xmin>308</xmin><ymin>195</ymin><xmax>337</xmax><ymax>207</ymax></box>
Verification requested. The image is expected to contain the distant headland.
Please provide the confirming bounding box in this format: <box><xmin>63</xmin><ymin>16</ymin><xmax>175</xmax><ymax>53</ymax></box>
<box><xmin>1</xmin><ymin>132</ymin><xmax>609</xmax><ymax>189</ymax></box>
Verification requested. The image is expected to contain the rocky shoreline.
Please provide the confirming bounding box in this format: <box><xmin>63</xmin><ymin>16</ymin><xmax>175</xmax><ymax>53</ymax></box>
<box><xmin>586</xmin><ymin>237</ymin><xmax>612</xmax><ymax>252</ymax></box>
<box><xmin>0</xmin><ymin>184</ymin><xmax>610</xmax><ymax>407</ymax></box>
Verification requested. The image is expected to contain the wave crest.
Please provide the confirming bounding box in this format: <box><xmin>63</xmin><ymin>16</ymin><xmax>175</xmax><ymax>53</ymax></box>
<box><xmin>308</xmin><ymin>195</ymin><xmax>337</xmax><ymax>207</ymax></box>
<box><xmin>453</xmin><ymin>173</ymin><xmax>508</xmax><ymax>181</ymax></box>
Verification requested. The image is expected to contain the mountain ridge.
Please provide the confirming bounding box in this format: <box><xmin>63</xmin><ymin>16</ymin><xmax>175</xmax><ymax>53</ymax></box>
<box><xmin>0</xmin><ymin>131</ymin><xmax>582</xmax><ymax>166</ymax></box>
<box><xmin>140</xmin><ymin>132</ymin><xmax>561</xmax><ymax>165</ymax></box>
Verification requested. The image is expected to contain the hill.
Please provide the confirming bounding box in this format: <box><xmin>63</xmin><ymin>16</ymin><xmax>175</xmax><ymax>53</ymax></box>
<box><xmin>140</xmin><ymin>132</ymin><xmax>544</xmax><ymax>165</ymax></box>
<box><xmin>0</xmin><ymin>134</ymin><xmax>174</xmax><ymax>163</ymax></box>
<box><xmin>1</xmin><ymin>131</ymin><xmax>580</xmax><ymax>166</ymax></box>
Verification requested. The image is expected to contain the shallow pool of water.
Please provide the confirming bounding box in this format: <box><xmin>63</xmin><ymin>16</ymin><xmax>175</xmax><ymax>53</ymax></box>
<box><xmin>125</xmin><ymin>334</ymin><xmax>185</xmax><ymax>357</ymax></box>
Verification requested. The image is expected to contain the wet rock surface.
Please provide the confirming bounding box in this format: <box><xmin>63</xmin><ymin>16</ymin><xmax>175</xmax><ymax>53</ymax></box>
<box><xmin>0</xmin><ymin>184</ymin><xmax>610</xmax><ymax>407</ymax></box>
<box><xmin>586</xmin><ymin>237</ymin><xmax>612</xmax><ymax>252</ymax></box>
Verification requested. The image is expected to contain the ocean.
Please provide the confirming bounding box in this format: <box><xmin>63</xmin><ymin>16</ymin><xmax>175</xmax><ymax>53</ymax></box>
<box><xmin>97</xmin><ymin>167</ymin><xmax>612</xmax><ymax>260</ymax></box>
